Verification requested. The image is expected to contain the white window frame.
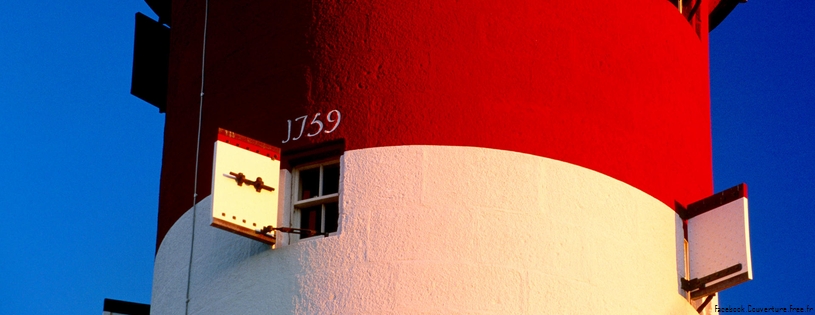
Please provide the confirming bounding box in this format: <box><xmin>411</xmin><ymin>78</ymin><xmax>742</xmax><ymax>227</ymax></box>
<box><xmin>289</xmin><ymin>159</ymin><xmax>341</xmax><ymax>243</ymax></box>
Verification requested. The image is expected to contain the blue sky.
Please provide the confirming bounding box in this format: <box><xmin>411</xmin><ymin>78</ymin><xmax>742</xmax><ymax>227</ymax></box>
<box><xmin>0</xmin><ymin>1</ymin><xmax>812</xmax><ymax>313</ymax></box>
<box><xmin>710</xmin><ymin>1</ymin><xmax>815</xmax><ymax>306</ymax></box>
<box><xmin>0</xmin><ymin>1</ymin><xmax>162</xmax><ymax>313</ymax></box>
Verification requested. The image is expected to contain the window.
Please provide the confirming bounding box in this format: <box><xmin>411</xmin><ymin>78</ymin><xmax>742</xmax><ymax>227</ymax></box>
<box><xmin>292</xmin><ymin>160</ymin><xmax>340</xmax><ymax>240</ymax></box>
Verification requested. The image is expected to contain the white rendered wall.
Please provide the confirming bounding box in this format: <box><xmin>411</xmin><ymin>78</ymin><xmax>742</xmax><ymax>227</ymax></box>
<box><xmin>152</xmin><ymin>146</ymin><xmax>698</xmax><ymax>314</ymax></box>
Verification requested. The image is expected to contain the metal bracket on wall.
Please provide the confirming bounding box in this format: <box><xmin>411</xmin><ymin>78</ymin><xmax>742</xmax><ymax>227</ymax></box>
<box><xmin>256</xmin><ymin>226</ymin><xmax>329</xmax><ymax>238</ymax></box>
<box><xmin>225</xmin><ymin>172</ymin><xmax>275</xmax><ymax>192</ymax></box>
<box><xmin>681</xmin><ymin>263</ymin><xmax>742</xmax><ymax>292</ymax></box>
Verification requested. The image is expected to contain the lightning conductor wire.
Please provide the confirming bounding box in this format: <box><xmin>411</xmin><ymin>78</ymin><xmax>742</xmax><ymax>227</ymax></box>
<box><xmin>185</xmin><ymin>0</ymin><xmax>209</xmax><ymax>314</ymax></box>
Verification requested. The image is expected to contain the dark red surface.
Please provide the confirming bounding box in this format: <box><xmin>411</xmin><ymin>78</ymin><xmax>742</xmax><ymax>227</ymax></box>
<box><xmin>157</xmin><ymin>0</ymin><xmax>714</xmax><ymax>250</ymax></box>
<box><xmin>217</xmin><ymin>128</ymin><xmax>280</xmax><ymax>160</ymax></box>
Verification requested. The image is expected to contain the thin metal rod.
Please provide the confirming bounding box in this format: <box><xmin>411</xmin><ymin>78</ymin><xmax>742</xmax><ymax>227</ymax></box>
<box><xmin>687</xmin><ymin>0</ymin><xmax>702</xmax><ymax>22</ymax></box>
<box><xmin>185</xmin><ymin>0</ymin><xmax>209</xmax><ymax>314</ymax></box>
<box><xmin>696</xmin><ymin>293</ymin><xmax>715</xmax><ymax>313</ymax></box>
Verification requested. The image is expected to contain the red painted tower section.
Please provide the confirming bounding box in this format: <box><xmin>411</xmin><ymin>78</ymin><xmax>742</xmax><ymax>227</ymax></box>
<box><xmin>157</xmin><ymin>0</ymin><xmax>713</xmax><ymax>249</ymax></box>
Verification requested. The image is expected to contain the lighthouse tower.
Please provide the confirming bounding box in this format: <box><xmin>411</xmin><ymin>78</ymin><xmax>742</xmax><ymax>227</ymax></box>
<box><xmin>130</xmin><ymin>0</ymin><xmax>747</xmax><ymax>314</ymax></box>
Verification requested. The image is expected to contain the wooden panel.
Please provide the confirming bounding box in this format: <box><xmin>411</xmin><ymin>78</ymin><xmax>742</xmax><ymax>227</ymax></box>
<box><xmin>210</xmin><ymin>129</ymin><xmax>280</xmax><ymax>245</ymax></box>
<box><xmin>688</xmin><ymin>195</ymin><xmax>752</xmax><ymax>298</ymax></box>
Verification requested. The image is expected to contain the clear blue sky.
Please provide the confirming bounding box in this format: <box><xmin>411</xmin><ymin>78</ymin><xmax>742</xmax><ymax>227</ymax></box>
<box><xmin>0</xmin><ymin>1</ymin><xmax>812</xmax><ymax>313</ymax></box>
<box><xmin>710</xmin><ymin>1</ymin><xmax>815</xmax><ymax>307</ymax></box>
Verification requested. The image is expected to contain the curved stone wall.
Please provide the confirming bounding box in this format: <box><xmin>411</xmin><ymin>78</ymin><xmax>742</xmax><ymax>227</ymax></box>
<box><xmin>153</xmin><ymin>146</ymin><xmax>696</xmax><ymax>314</ymax></box>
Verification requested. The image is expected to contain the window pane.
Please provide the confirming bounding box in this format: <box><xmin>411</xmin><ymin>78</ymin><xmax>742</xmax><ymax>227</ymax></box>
<box><xmin>324</xmin><ymin>202</ymin><xmax>339</xmax><ymax>233</ymax></box>
<box><xmin>299</xmin><ymin>167</ymin><xmax>320</xmax><ymax>200</ymax></box>
<box><xmin>300</xmin><ymin>205</ymin><xmax>322</xmax><ymax>239</ymax></box>
<box><xmin>322</xmin><ymin>163</ymin><xmax>340</xmax><ymax>195</ymax></box>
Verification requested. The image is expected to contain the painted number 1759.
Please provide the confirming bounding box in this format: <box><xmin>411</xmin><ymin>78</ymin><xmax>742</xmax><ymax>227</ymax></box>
<box><xmin>282</xmin><ymin>110</ymin><xmax>342</xmax><ymax>144</ymax></box>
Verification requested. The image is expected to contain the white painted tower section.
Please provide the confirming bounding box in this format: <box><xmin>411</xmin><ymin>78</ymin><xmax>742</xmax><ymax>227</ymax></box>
<box><xmin>152</xmin><ymin>146</ymin><xmax>698</xmax><ymax>314</ymax></box>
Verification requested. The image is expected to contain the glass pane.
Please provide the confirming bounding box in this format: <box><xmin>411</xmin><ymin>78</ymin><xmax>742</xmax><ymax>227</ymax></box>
<box><xmin>298</xmin><ymin>167</ymin><xmax>320</xmax><ymax>200</ymax></box>
<box><xmin>300</xmin><ymin>205</ymin><xmax>322</xmax><ymax>239</ymax></box>
<box><xmin>322</xmin><ymin>163</ymin><xmax>340</xmax><ymax>195</ymax></box>
<box><xmin>324</xmin><ymin>202</ymin><xmax>339</xmax><ymax>233</ymax></box>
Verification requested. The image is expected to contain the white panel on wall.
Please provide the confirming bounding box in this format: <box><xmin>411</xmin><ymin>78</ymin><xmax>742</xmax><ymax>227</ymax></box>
<box><xmin>210</xmin><ymin>129</ymin><xmax>280</xmax><ymax>245</ymax></box>
<box><xmin>687</xmin><ymin>196</ymin><xmax>752</xmax><ymax>299</ymax></box>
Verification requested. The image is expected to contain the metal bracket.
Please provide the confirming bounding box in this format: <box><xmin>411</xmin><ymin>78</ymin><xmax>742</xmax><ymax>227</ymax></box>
<box><xmin>225</xmin><ymin>172</ymin><xmax>275</xmax><ymax>192</ymax></box>
<box><xmin>681</xmin><ymin>263</ymin><xmax>742</xmax><ymax>292</ymax></box>
<box><xmin>256</xmin><ymin>226</ymin><xmax>329</xmax><ymax>238</ymax></box>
